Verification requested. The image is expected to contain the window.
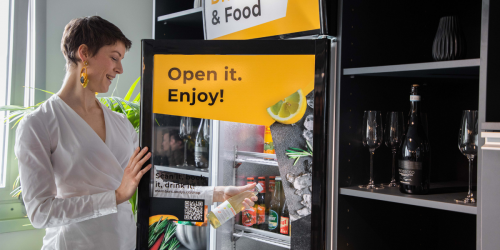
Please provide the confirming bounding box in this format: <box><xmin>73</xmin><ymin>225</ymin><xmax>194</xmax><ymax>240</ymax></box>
<box><xmin>0</xmin><ymin>0</ymin><xmax>12</xmax><ymax>188</ymax></box>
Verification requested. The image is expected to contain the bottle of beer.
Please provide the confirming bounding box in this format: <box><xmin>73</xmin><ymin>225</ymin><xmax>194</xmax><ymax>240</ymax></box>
<box><xmin>242</xmin><ymin>177</ymin><xmax>257</xmax><ymax>227</ymax></box>
<box><xmin>266</xmin><ymin>176</ymin><xmax>275</xmax><ymax>226</ymax></box>
<box><xmin>269</xmin><ymin>176</ymin><xmax>276</xmax><ymax>193</ymax></box>
<box><xmin>255</xmin><ymin>177</ymin><xmax>267</xmax><ymax>230</ymax></box>
<box><xmin>235</xmin><ymin>176</ymin><xmax>246</xmax><ymax>225</ymax></box>
<box><xmin>268</xmin><ymin>177</ymin><xmax>281</xmax><ymax>233</ymax></box>
<box><xmin>264</xmin><ymin>126</ymin><xmax>275</xmax><ymax>154</ymax></box>
<box><xmin>280</xmin><ymin>196</ymin><xmax>290</xmax><ymax>236</ymax></box>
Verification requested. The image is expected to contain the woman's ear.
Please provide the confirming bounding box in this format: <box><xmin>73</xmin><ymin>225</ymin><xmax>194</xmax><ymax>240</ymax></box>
<box><xmin>77</xmin><ymin>44</ymin><xmax>89</xmax><ymax>63</ymax></box>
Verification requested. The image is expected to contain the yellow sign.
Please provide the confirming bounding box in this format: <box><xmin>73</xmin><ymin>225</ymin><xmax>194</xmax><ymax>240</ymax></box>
<box><xmin>153</xmin><ymin>55</ymin><xmax>315</xmax><ymax>126</ymax></box>
<box><xmin>205</xmin><ymin>0</ymin><xmax>320</xmax><ymax>40</ymax></box>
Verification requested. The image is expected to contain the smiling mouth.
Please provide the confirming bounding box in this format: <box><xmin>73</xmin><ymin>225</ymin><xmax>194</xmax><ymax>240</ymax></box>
<box><xmin>106</xmin><ymin>75</ymin><xmax>114</xmax><ymax>83</ymax></box>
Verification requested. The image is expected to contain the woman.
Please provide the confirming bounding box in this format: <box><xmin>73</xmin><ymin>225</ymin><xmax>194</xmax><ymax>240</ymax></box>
<box><xmin>14</xmin><ymin>16</ymin><xmax>256</xmax><ymax>250</ymax></box>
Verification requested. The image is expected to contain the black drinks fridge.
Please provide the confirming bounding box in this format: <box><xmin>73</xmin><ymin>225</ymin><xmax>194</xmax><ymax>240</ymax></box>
<box><xmin>136</xmin><ymin>38</ymin><xmax>337</xmax><ymax>250</ymax></box>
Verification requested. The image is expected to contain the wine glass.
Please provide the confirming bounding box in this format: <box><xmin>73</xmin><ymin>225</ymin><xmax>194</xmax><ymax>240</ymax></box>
<box><xmin>456</xmin><ymin>110</ymin><xmax>478</xmax><ymax>203</ymax></box>
<box><xmin>384</xmin><ymin>112</ymin><xmax>404</xmax><ymax>187</ymax></box>
<box><xmin>359</xmin><ymin>111</ymin><xmax>384</xmax><ymax>189</ymax></box>
<box><xmin>178</xmin><ymin>117</ymin><xmax>193</xmax><ymax>167</ymax></box>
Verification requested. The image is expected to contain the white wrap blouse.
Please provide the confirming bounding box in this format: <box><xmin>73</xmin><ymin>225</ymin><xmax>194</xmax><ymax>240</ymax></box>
<box><xmin>14</xmin><ymin>95</ymin><xmax>214</xmax><ymax>250</ymax></box>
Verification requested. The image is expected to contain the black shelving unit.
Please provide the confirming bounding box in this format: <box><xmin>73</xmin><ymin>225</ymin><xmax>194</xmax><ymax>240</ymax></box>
<box><xmin>334</xmin><ymin>0</ymin><xmax>487</xmax><ymax>249</ymax></box>
<box><xmin>154</xmin><ymin>1</ymin><xmax>204</xmax><ymax>40</ymax></box>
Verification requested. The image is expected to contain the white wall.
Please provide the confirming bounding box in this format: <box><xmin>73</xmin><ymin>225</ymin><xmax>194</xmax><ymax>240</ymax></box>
<box><xmin>44</xmin><ymin>0</ymin><xmax>153</xmax><ymax>99</ymax></box>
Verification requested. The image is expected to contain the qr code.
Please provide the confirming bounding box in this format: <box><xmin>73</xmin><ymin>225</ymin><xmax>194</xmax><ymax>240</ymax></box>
<box><xmin>184</xmin><ymin>201</ymin><xmax>204</xmax><ymax>221</ymax></box>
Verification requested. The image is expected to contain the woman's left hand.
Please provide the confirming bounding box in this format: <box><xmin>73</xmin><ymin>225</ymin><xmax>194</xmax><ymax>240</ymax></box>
<box><xmin>214</xmin><ymin>183</ymin><xmax>257</xmax><ymax>210</ymax></box>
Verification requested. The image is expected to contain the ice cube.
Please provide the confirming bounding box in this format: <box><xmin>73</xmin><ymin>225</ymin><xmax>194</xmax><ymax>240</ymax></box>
<box><xmin>286</xmin><ymin>173</ymin><xmax>296</xmax><ymax>183</ymax></box>
<box><xmin>295</xmin><ymin>189</ymin><xmax>303</xmax><ymax>196</ymax></box>
<box><xmin>303</xmin><ymin>159</ymin><xmax>313</xmax><ymax>173</ymax></box>
<box><xmin>290</xmin><ymin>214</ymin><xmax>301</xmax><ymax>221</ymax></box>
<box><xmin>293</xmin><ymin>173</ymin><xmax>312</xmax><ymax>190</ymax></box>
<box><xmin>297</xmin><ymin>207</ymin><xmax>311</xmax><ymax>217</ymax></box>
<box><xmin>301</xmin><ymin>194</ymin><xmax>311</xmax><ymax>209</ymax></box>
<box><xmin>304</xmin><ymin>115</ymin><xmax>314</xmax><ymax>130</ymax></box>
<box><xmin>303</xmin><ymin>129</ymin><xmax>313</xmax><ymax>143</ymax></box>
<box><xmin>307</xmin><ymin>95</ymin><xmax>314</xmax><ymax>109</ymax></box>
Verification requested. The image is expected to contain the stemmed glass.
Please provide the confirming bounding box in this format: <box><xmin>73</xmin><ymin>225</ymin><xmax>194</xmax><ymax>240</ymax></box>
<box><xmin>360</xmin><ymin>111</ymin><xmax>384</xmax><ymax>189</ymax></box>
<box><xmin>384</xmin><ymin>112</ymin><xmax>404</xmax><ymax>187</ymax></box>
<box><xmin>456</xmin><ymin>110</ymin><xmax>478</xmax><ymax>203</ymax></box>
<box><xmin>178</xmin><ymin>117</ymin><xmax>193</xmax><ymax>167</ymax></box>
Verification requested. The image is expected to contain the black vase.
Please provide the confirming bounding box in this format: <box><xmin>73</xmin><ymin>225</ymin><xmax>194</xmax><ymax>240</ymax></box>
<box><xmin>432</xmin><ymin>16</ymin><xmax>466</xmax><ymax>61</ymax></box>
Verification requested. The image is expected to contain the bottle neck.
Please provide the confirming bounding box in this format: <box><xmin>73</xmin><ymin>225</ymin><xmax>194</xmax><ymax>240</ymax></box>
<box><xmin>409</xmin><ymin>95</ymin><xmax>421</xmax><ymax>122</ymax></box>
<box><xmin>274</xmin><ymin>181</ymin><xmax>281</xmax><ymax>196</ymax></box>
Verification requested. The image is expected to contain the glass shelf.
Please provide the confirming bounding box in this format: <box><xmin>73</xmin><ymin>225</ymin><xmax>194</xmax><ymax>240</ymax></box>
<box><xmin>154</xmin><ymin>165</ymin><xmax>209</xmax><ymax>178</ymax></box>
<box><xmin>234</xmin><ymin>151</ymin><xmax>278</xmax><ymax>168</ymax></box>
<box><xmin>233</xmin><ymin>224</ymin><xmax>290</xmax><ymax>249</ymax></box>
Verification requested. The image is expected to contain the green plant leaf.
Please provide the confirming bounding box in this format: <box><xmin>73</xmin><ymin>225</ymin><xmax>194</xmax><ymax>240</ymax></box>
<box><xmin>124</xmin><ymin>77</ymin><xmax>140</xmax><ymax>101</ymax></box>
<box><xmin>133</xmin><ymin>93</ymin><xmax>141</xmax><ymax>103</ymax></box>
<box><xmin>129</xmin><ymin>189</ymin><xmax>137</xmax><ymax>215</ymax></box>
<box><xmin>0</xmin><ymin>105</ymin><xmax>28</xmax><ymax>111</ymax></box>
<box><xmin>111</xmin><ymin>97</ymin><xmax>128</xmax><ymax>114</ymax></box>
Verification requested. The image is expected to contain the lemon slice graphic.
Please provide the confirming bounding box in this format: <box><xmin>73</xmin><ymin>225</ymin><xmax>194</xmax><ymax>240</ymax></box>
<box><xmin>267</xmin><ymin>89</ymin><xmax>307</xmax><ymax>124</ymax></box>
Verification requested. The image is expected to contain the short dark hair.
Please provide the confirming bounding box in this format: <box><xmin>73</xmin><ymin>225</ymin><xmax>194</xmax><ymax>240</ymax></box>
<box><xmin>169</xmin><ymin>130</ymin><xmax>183</xmax><ymax>144</ymax></box>
<box><xmin>61</xmin><ymin>16</ymin><xmax>132</xmax><ymax>70</ymax></box>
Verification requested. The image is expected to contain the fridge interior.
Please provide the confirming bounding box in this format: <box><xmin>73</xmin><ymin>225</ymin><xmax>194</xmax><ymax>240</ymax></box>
<box><xmin>213</xmin><ymin>121</ymin><xmax>285</xmax><ymax>250</ymax></box>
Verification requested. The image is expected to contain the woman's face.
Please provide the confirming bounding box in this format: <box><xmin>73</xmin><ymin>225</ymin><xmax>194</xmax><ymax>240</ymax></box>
<box><xmin>162</xmin><ymin>133</ymin><xmax>170</xmax><ymax>152</ymax></box>
<box><xmin>86</xmin><ymin>42</ymin><xmax>126</xmax><ymax>93</ymax></box>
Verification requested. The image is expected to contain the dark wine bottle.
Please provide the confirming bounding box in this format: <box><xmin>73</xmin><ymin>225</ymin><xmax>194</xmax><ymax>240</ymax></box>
<box><xmin>398</xmin><ymin>84</ymin><xmax>431</xmax><ymax>194</ymax></box>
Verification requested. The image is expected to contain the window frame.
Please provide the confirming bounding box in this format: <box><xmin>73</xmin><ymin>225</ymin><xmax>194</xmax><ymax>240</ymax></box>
<box><xmin>0</xmin><ymin>0</ymin><xmax>34</xmax><ymax>233</ymax></box>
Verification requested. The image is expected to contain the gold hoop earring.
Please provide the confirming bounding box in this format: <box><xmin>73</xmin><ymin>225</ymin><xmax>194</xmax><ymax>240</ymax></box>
<box><xmin>80</xmin><ymin>61</ymin><xmax>89</xmax><ymax>88</ymax></box>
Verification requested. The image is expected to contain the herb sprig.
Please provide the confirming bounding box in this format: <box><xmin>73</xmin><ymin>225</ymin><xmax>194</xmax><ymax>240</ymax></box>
<box><xmin>286</xmin><ymin>141</ymin><xmax>313</xmax><ymax>165</ymax></box>
<box><xmin>159</xmin><ymin>222</ymin><xmax>179</xmax><ymax>250</ymax></box>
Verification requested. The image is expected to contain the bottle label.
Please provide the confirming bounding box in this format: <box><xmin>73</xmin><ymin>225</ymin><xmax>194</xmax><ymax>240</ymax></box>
<box><xmin>399</xmin><ymin>160</ymin><xmax>423</xmax><ymax>185</ymax></box>
<box><xmin>195</xmin><ymin>146</ymin><xmax>208</xmax><ymax>154</ymax></box>
<box><xmin>257</xmin><ymin>205</ymin><xmax>265</xmax><ymax>224</ymax></box>
<box><xmin>258</xmin><ymin>180</ymin><xmax>266</xmax><ymax>193</ymax></box>
<box><xmin>280</xmin><ymin>217</ymin><xmax>289</xmax><ymax>234</ymax></box>
<box><xmin>410</xmin><ymin>95</ymin><xmax>420</xmax><ymax>102</ymax></box>
<box><xmin>269</xmin><ymin>180</ymin><xmax>275</xmax><ymax>193</ymax></box>
<box><xmin>268</xmin><ymin>210</ymin><xmax>279</xmax><ymax>230</ymax></box>
<box><xmin>212</xmin><ymin>200</ymin><xmax>236</xmax><ymax>225</ymax></box>
<box><xmin>242</xmin><ymin>207</ymin><xmax>256</xmax><ymax>227</ymax></box>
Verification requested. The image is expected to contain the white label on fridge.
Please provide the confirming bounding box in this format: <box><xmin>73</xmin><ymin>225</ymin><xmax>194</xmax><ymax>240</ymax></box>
<box><xmin>205</xmin><ymin>0</ymin><xmax>288</xmax><ymax>40</ymax></box>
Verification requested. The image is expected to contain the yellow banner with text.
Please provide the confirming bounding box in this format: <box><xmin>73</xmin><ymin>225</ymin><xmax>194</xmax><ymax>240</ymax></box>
<box><xmin>206</xmin><ymin>0</ymin><xmax>321</xmax><ymax>40</ymax></box>
<box><xmin>153</xmin><ymin>55</ymin><xmax>315</xmax><ymax>126</ymax></box>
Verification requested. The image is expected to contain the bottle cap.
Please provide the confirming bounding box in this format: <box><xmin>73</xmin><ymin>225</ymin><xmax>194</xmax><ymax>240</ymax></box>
<box><xmin>247</xmin><ymin>177</ymin><xmax>254</xmax><ymax>180</ymax></box>
<box><xmin>258</xmin><ymin>176</ymin><xmax>265</xmax><ymax>179</ymax></box>
<box><xmin>255</xmin><ymin>183</ymin><xmax>264</xmax><ymax>192</ymax></box>
<box><xmin>269</xmin><ymin>176</ymin><xmax>276</xmax><ymax>179</ymax></box>
<box><xmin>275</xmin><ymin>176</ymin><xmax>281</xmax><ymax>181</ymax></box>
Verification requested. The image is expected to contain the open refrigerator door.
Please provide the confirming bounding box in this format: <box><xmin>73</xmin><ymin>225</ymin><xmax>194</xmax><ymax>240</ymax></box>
<box><xmin>137</xmin><ymin>39</ymin><xmax>335</xmax><ymax>250</ymax></box>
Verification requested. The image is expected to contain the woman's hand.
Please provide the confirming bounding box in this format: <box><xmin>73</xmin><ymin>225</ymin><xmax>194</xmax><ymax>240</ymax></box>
<box><xmin>115</xmin><ymin>147</ymin><xmax>152</xmax><ymax>205</ymax></box>
<box><xmin>214</xmin><ymin>183</ymin><xmax>257</xmax><ymax>210</ymax></box>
